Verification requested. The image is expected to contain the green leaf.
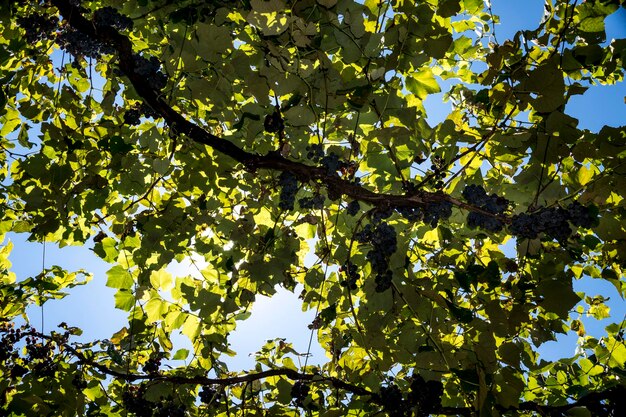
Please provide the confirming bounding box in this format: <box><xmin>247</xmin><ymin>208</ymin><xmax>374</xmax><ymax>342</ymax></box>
<box><xmin>317</xmin><ymin>0</ymin><xmax>337</xmax><ymax>7</ymax></box>
<box><xmin>172</xmin><ymin>349</ymin><xmax>190</xmax><ymax>360</ymax></box>
<box><xmin>152</xmin><ymin>158</ymin><xmax>170</xmax><ymax>175</ymax></box>
<box><xmin>537</xmin><ymin>278</ymin><xmax>581</xmax><ymax>318</ymax></box>
<box><xmin>437</xmin><ymin>0</ymin><xmax>461</xmax><ymax>17</ymax></box>
<box><xmin>150</xmin><ymin>269</ymin><xmax>173</xmax><ymax>291</ymax></box>
<box><xmin>405</xmin><ymin>70</ymin><xmax>441</xmax><ymax>99</ymax></box>
<box><xmin>106</xmin><ymin>266</ymin><xmax>134</xmax><ymax>289</ymax></box>
<box><xmin>144</xmin><ymin>298</ymin><xmax>166</xmax><ymax>322</ymax></box>
<box><xmin>114</xmin><ymin>289</ymin><xmax>136</xmax><ymax>311</ymax></box>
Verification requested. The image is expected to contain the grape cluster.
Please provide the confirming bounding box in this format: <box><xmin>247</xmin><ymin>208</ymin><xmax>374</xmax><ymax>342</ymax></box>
<box><xmin>462</xmin><ymin>184</ymin><xmax>489</xmax><ymax>206</ymax></box>
<box><xmin>124</xmin><ymin>103</ymin><xmax>160</xmax><ymax>126</ymax></box>
<box><xmin>93</xmin><ymin>7</ymin><xmax>133</xmax><ymax>31</ymax></box>
<box><xmin>567</xmin><ymin>201</ymin><xmax>597</xmax><ymax>228</ymax></box>
<box><xmin>462</xmin><ymin>185</ymin><xmax>509</xmax><ymax>232</ymax></box>
<box><xmin>25</xmin><ymin>335</ymin><xmax>58</xmax><ymax>377</ymax></box>
<box><xmin>346</xmin><ymin>200</ymin><xmax>360</xmax><ymax>216</ymax></box>
<box><xmin>395</xmin><ymin>205</ymin><xmax>422</xmax><ymax>222</ymax></box>
<box><xmin>17</xmin><ymin>13</ymin><xmax>59</xmax><ymax>44</ymax></box>
<box><xmin>305</xmin><ymin>143</ymin><xmax>324</xmax><ymax>161</ymax></box>
<box><xmin>154</xmin><ymin>400</ymin><xmax>186</xmax><ymax>417</ymax></box>
<box><xmin>264</xmin><ymin>108</ymin><xmax>284</xmax><ymax>133</ymax></box>
<box><xmin>374</xmin><ymin>270</ymin><xmax>393</xmax><ymax>292</ymax></box>
<box><xmin>122</xmin><ymin>386</ymin><xmax>153</xmax><ymax>417</ymax></box>
<box><xmin>378</xmin><ymin>384</ymin><xmax>407</xmax><ymax>417</ymax></box>
<box><xmin>429</xmin><ymin>155</ymin><xmax>447</xmax><ymax>189</ymax></box>
<box><xmin>291</xmin><ymin>381</ymin><xmax>310</xmax><ymax>408</ymax></box>
<box><xmin>321</xmin><ymin>153</ymin><xmax>349</xmax><ymax>176</ymax></box>
<box><xmin>71</xmin><ymin>373</ymin><xmax>88</xmax><ymax>390</ymax></box>
<box><xmin>510</xmin><ymin>201</ymin><xmax>597</xmax><ymax>242</ymax></box>
<box><xmin>199</xmin><ymin>386</ymin><xmax>221</xmax><ymax>406</ymax></box>
<box><xmin>356</xmin><ymin>222</ymin><xmax>397</xmax><ymax>292</ymax></box>
<box><xmin>133</xmin><ymin>54</ymin><xmax>168</xmax><ymax>91</ymax></box>
<box><xmin>422</xmin><ymin>201</ymin><xmax>453</xmax><ymax>227</ymax></box>
<box><xmin>55</xmin><ymin>6</ymin><xmax>132</xmax><ymax>60</ymax></box>
<box><xmin>303</xmin><ymin>142</ymin><xmax>350</xmax><ymax>177</ymax></box>
<box><xmin>278</xmin><ymin>172</ymin><xmax>298</xmax><ymax>210</ymax></box>
<box><xmin>372</xmin><ymin>207</ymin><xmax>393</xmax><ymax>224</ymax></box>
<box><xmin>407</xmin><ymin>375</ymin><xmax>443</xmax><ymax>416</ymax></box>
<box><xmin>462</xmin><ymin>184</ymin><xmax>510</xmax><ymax>213</ymax></box>
<box><xmin>124</xmin><ymin>108</ymin><xmax>142</xmax><ymax>126</ymax></box>
<box><xmin>0</xmin><ymin>322</ymin><xmax>21</xmax><ymax>364</ymax></box>
<box><xmin>58</xmin><ymin>28</ymin><xmax>115</xmax><ymax>59</ymax></box>
<box><xmin>142</xmin><ymin>356</ymin><xmax>161</xmax><ymax>374</ymax></box>
<box><xmin>339</xmin><ymin>261</ymin><xmax>359</xmax><ymax>290</ymax></box>
<box><xmin>299</xmin><ymin>194</ymin><xmax>325</xmax><ymax>209</ymax></box>
<box><xmin>510</xmin><ymin>208</ymin><xmax>567</xmax><ymax>242</ymax></box>
<box><xmin>467</xmin><ymin>211</ymin><xmax>504</xmax><ymax>232</ymax></box>
<box><xmin>398</xmin><ymin>184</ymin><xmax>452</xmax><ymax>225</ymax></box>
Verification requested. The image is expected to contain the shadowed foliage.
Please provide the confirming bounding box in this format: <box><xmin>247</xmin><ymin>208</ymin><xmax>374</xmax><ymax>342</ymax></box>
<box><xmin>1</xmin><ymin>0</ymin><xmax>626</xmax><ymax>416</ymax></box>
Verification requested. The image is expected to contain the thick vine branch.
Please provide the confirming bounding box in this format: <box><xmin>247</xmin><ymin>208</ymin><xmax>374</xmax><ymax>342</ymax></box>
<box><xmin>49</xmin><ymin>0</ymin><xmax>508</xmax><ymax>222</ymax></box>
<box><xmin>14</xmin><ymin>329</ymin><xmax>624</xmax><ymax>416</ymax></box>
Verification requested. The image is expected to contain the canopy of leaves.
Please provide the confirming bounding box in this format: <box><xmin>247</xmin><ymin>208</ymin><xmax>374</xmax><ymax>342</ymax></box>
<box><xmin>1</xmin><ymin>0</ymin><xmax>626</xmax><ymax>416</ymax></box>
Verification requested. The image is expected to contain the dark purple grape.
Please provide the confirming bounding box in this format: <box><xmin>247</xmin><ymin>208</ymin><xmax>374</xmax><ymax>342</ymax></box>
<box><xmin>278</xmin><ymin>172</ymin><xmax>298</xmax><ymax>210</ymax></box>
<box><xmin>94</xmin><ymin>7</ymin><xmax>133</xmax><ymax>31</ymax></box>
<box><xmin>346</xmin><ymin>200</ymin><xmax>360</xmax><ymax>216</ymax></box>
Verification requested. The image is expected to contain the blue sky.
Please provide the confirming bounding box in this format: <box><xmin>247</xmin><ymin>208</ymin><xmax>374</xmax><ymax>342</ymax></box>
<box><xmin>6</xmin><ymin>1</ymin><xmax>626</xmax><ymax>370</ymax></box>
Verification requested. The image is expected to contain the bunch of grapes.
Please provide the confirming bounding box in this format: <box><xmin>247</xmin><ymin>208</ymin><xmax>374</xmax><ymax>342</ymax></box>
<box><xmin>199</xmin><ymin>386</ymin><xmax>221</xmax><ymax>406</ymax></box>
<box><xmin>462</xmin><ymin>184</ymin><xmax>489</xmax><ymax>206</ymax></box>
<box><xmin>141</xmin><ymin>103</ymin><xmax>160</xmax><ymax>119</ymax></box>
<box><xmin>356</xmin><ymin>223</ymin><xmax>398</xmax><ymax>292</ymax></box>
<box><xmin>567</xmin><ymin>201</ymin><xmax>598</xmax><ymax>228</ymax></box>
<box><xmin>133</xmin><ymin>54</ymin><xmax>168</xmax><ymax>91</ymax></box>
<box><xmin>346</xmin><ymin>200</ymin><xmax>361</xmax><ymax>216</ymax></box>
<box><xmin>303</xmin><ymin>142</ymin><xmax>349</xmax><ymax>177</ymax></box>
<box><xmin>123</xmin><ymin>103</ymin><xmax>160</xmax><ymax>126</ymax></box>
<box><xmin>142</xmin><ymin>356</ymin><xmax>161</xmax><ymax>374</ymax></box>
<box><xmin>25</xmin><ymin>335</ymin><xmax>58</xmax><ymax>377</ymax></box>
<box><xmin>122</xmin><ymin>385</ymin><xmax>153</xmax><ymax>417</ymax></box>
<box><xmin>299</xmin><ymin>194</ymin><xmax>325</xmax><ymax>210</ymax></box>
<box><xmin>377</xmin><ymin>384</ymin><xmax>408</xmax><ymax>417</ymax></box>
<box><xmin>124</xmin><ymin>107</ymin><xmax>142</xmax><ymax>126</ymax></box>
<box><xmin>71</xmin><ymin>373</ymin><xmax>88</xmax><ymax>390</ymax></box>
<box><xmin>278</xmin><ymin>172</ymin><xmax>298</xmax><ymax>210</ymax></box>
<box><xmin>339</xmin><ymin>261</ymin><xmax>360</xmax><ymax>290</ymax></box>
<box><xmin>370</xmin><ymin>223</ymin><xmax>398</xmax><ymax>254</ymax></box>
<box><xmin>395</xmin><ymin>205</ymin><xmax>422</xmax><ymax>222</ymax></box>
<box><xmin>407</xmin><ymin>375</ymin><xmax>443</xmax><ymax>416</ymax></box>
<box><xmin>17</xmin><ymin>13</ymin><xmax>59</xmax><ymax>44</ymax></box>
<box><xmin>291</xmin><ymin>381</ymin><xmax>310</xmax><ymax>408</ymax></box>
<box><xmin>305</xmin><ymin>143</ymin><xmax>324</xmax><ymax>162</ymax></box>
<box><xmin>509</xmin><ymin>201</ymin><xmax>597</xmax><ymax>242</ymax></box>
<box><xmin>153</xmin><ymin>399</ymin><xmax>186</xmax><ymax>417</ymax></box>
<box><xmin>320</xmin><ymin>153</ymin><xmax>346</xmax><ymax>175</ymax></box>
<box><xmin>372</xmin><ymin>207</ymin><xmax>393</xmax><ymax>224</ymax></box>
<box><xmin>93</xmin><ymin>7</ymin><xmax>133</xmax><ymax>31</ymax></box>
<box><xmin>58</xmin><ymin>28</ymin><xmax>115</xmax><ymax>59</ymax></box>
<box><xmin>374</xmin><ymin>270</ymin><xmax>394</xmax><ymax>292</ymax></box>
<box><xmin>0</xmin><ymin>322</ymin><xmax>21</xmax><ymax>364</ymax></box>
<box><xmin>422</xmin><ymin>201</ymin><xmax>453</xmax><ymax>227</ymax></box>
<box><xmin>462</xmin><ymin>185</ymin><xmax>509</xmax><ymax>232</ymax></box>
<box><xmin>429</xmin><ymin>155</ymin><xmax>447</xmax><ymax>189</ymax></box>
